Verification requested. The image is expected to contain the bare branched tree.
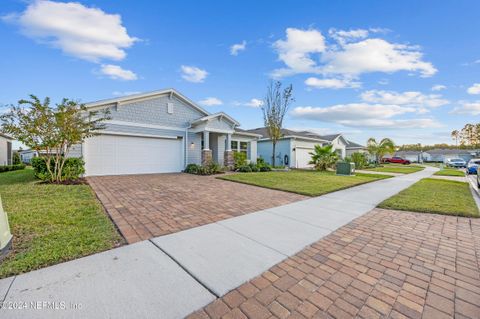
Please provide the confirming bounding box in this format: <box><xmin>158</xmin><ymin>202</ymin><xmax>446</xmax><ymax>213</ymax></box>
<box><xmin>262</xmin><ymin>81</ymin><xmax>294</xmax><ymax>167</ymax></box>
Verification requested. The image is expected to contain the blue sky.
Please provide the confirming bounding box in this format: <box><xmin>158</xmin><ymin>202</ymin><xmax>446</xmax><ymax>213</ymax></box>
<box><xmin>1</xmin><ymin>0</ymin><xmax>479</xmax><ymax>147</ymax></box>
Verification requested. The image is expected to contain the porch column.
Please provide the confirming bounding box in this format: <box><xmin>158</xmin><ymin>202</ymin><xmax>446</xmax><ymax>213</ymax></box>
<box><xmin>203</xmin><ymin>131</ymin><xmax>210</xmax><ymax>150</ymax></box>
<box><xmin>224</xmin><ymin>133</ymin><xmax>234</xmax><ymax>169</ymax></box>
<box><xmin>202</xmin><ymin>131</ymin><xmax>212</xmax><ymax>165</ymax></box>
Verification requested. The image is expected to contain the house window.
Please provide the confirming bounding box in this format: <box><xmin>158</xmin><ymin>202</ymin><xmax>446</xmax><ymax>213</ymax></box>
<box><xmin>240</xmin><ymin>141</ymin><xmax>248</xmax><ymax>155</ymax></box>
<box><xmin>231</xmin><ymin>141</ymin><xmax>238</xmax><ymax>151</ymax></box>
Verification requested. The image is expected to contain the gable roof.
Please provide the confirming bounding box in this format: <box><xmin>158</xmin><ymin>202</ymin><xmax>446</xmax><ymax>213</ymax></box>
<box><xmin>345</xmin><ymin>140</ymin><xmax>365</xmax><ymax>149</ymax></box>
<box><xmin>85</xmin><ymin>88</ymin><xmax>210</xmax><ymax>116</ymax></box>
<box><xmin>191</xmin><ymin>112</ymin><xmax>240</xmax><ymax>126</ymax></box>
<box><xmin>318</xmin><ymin>133</ymin><xmax>342</xmax><ymax>142</ymax></box>
<box><xmin>245</xmin><ymin>127</ymin><xmax>331</xmax><ymax>142</ymax></box>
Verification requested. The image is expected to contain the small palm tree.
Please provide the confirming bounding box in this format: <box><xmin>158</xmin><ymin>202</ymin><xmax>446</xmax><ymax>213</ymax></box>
<box><xmin>367</xmin><ymin>138</ymin><xmax>395</xmax><ymax>164</ymax></box>
<box><xmin>309</xmin><ymin>144</ymin><xmax>339</xmax><ymax>171</ymax></box>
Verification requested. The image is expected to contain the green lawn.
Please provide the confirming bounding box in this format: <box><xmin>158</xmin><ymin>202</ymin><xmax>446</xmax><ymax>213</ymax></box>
<box><xmin>364</xmin><ymin>165</ymin><xmax>424</xmax><ymax>174</ymax></box>
<box><xmin>434</xmin><ymin>168</ymin><xmax>466</xmax><ymax>177</ymax></box>
<box><xmin>0</xmin><ymin>169</ymin><xmax>123</xmax><ymax>278</ymax></box>
<box><xmin>218</xmin><ymin>170</ymin><xmax>391</xmax><ymax>196</ymax></box>
<box><xmin>378</xmin><ymin>178</ymin><xmax>478</xmax><ymax>217</ymax></box>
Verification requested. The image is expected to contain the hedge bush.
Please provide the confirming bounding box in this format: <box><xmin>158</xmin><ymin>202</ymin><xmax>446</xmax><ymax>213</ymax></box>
<box><xmin>0</xmin><ymin>164</ymin><xmax>26</xmax><ymax>173</ymax></box>
<box><xmin>184</xmin><ymin>162</ymin><xmax>223</xmax><ymax>175</ymax></box>
<box><xmin>31</xmin><ymin>157</ymin><xmax>85</xmax><ymax>181</ymax></box>
<box><xmin>233</xmin><ymin>152</ymin><xmax>247</xmax><ymax>169</ymax></box>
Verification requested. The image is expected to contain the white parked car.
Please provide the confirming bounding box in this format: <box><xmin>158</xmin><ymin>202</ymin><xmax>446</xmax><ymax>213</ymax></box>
<box><xmin>446</xmin><ymin>158</ymin><xmax>466</xmax><ymax>168</ymax></box>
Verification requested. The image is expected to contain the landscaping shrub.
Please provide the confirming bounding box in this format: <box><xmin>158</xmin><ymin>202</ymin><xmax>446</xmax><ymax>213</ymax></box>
<box><xmin>184</xmin><ymin>163</ymin><xmax>200</xmax><ymax>174</ymax></box>
<box><xmin>12</xmin><ymin>152</ymin><xmax>21</xmax><ymax>165</ymax></box>
<box><xmin>248</xmin><ymin>163</ymin><xmax>259</xmax><ymax>172</ymax></box>
<box><xmin>0</xmin><ymin>164</ymin><xmax>26</xmax><ymax>173</ymax></box>
<box><xmin>350</xmin><ymin>152</ymin><xmax>368</xmax><ymax>169</ymax></box>
<box><xmin>184</xmin><ymin>162</ymin><xmax>223</xmax><ymax>175</ymax></box>
<box><xmin>237</xmin><ymin>165</ymin><xmax>252</xmax><ymax>172</ymax></box>
<box><xmin>259</xmin><ymin>165</ymin><xmax>272</xmax><ymax>172</ymax></box>
<box><xmin>31</xmin><ymin>157</ymin><xmax>85</xmax><ymax>181</ymax></box>
<box><xmin>233</xmin><ymin>152</ymin><xmax>247</xmax><ymax>169</ymax></box>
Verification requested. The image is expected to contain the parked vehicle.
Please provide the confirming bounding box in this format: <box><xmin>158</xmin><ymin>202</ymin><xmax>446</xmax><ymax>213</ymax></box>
<box><xmin>446</xmin><ymin>158</ymin><xmax>466</xmax><ymax>168</ymax></box>
<box><xmin>466</xmin><ymin>159</ymin><xmax>480</xmax><ymax>174</ymax></box>
<box><xmin>383</xmin><ymin>157</ymin><xmax>411</xmax><ymax>165</ymax></box>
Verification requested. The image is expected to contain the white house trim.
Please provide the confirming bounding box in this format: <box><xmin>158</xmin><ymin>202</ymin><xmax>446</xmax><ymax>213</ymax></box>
<box><xmin>99</xmin><ymin>131</ymin><xmax>182</xmax><ymax>140</ymax></box>
<box><xmin>105</xmin><ymin>120</ymin><xmax>185</xmax><ymax>131</ymax></box>
<box><xmin>191</xmin><ymin>112</ymin><xmax>240</xmax><ymax>126</ymax></box>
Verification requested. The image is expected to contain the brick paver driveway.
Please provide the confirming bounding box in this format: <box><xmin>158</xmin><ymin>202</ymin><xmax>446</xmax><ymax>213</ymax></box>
<box><xmin>190</xmin><ymin>209</ymin><xmax>480</xmax><ymax>319</ymax></box>
<box><xmin>88</xmin><ymin>173</ymin><xmax>305</xmax><ymax>243</ymax></box>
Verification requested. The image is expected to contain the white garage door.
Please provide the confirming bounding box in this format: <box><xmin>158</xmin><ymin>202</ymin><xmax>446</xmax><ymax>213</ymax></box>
<box><xmin>85</xmin><ymin>134</ymin><xmax>183</xmax><ymax>176</ymax></box>
<box><xmin>295</xmin><ymin>148</ymin><xmax>314</xmax><ymax>169</ymax></box>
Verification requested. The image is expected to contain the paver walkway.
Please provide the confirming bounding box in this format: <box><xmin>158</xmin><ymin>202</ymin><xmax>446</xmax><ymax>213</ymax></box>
<box><xmin>189</xmin><ymin>208</ymin><xmax>480</xmax><ymax>319</ymax></box>
<box><xmin>88</xmin><ymin>173</ymin><xmax>305</xmax><ymax>243</ymax></box>
<box><xmin>0</xmin><ymin>167</ymin><xmax>438</xmax><ymax>318</ymax></box>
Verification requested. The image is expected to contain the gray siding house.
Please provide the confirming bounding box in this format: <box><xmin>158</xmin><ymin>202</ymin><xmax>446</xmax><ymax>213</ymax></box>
<box><xmin>245</xmin><ymin>127</ymin><xmax>347</xmax><ymax>168</ymax></box>
<box><xmin>76</xmin><ymin>89</ymin><xmax>260</xmax><ymax>176</ymax></box>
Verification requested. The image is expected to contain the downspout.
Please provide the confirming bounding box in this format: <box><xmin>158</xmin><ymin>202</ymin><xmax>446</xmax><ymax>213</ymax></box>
<box><xmin>184</xmin><ymin>123</ymin><xmax>192</xmax><ymax>169</ymax></box>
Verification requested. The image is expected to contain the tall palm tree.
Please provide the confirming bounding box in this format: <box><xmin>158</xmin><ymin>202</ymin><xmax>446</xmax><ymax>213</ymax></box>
<box><xmin>309</xmin><ymin>144</ymin><xmax>338</xmax><ymax>171</ymax></box>
<box><xmin>367</xmin><ymin>138</ymin><xmax>395</xmax><ymax>164</ymax></box>
<box><xmin>451</xmin><ymin>130</ymin><xmax>460</xmax><ymax>146</ymax></box>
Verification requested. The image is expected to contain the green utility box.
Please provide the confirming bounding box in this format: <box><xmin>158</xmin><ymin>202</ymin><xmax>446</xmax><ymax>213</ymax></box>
<box><xmin>336</xmin><ymin>162</ymin><xmax>355</xmax><ymax>175</ymax></box>
<box><xmin>0</xmin><ymin>196</ymin><xmax>13</xmax><ymax>260</ymax></box>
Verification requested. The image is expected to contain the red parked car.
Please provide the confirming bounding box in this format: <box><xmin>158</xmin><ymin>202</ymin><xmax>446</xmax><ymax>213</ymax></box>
<box><xmin>383</xmin><ymin>157</ymin><xmax>411</xmax><ymax>165</ymax></box>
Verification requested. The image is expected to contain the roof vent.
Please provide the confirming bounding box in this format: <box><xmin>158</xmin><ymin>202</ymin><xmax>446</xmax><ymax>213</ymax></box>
<box><xmin>167</xmin><ymin>102</ymin><xmax>174</xmax><ymax>114</ymax></box>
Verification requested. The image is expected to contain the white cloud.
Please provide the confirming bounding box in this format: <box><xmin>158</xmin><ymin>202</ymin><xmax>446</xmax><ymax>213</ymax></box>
<box><xmin>5</xmin><ymin>0</ymin><xmax>138</xmax><ymax>62</ymax></box>
<box><xmin>431</xmin><ymin>84</ymin><xmax>446</xmax><ymax>91</ymax></box>
<box><xmin>328</xmin><ymin>28</ymin><xmax>369</xmax><ymax>45</ymax></box>
<box><xmin>112</xmin><ymin>91</ymin><xmax>141</xmax><ymax>96</ymax></box>
<box><xmin>230</xmin><ymin>40</ymin><xmax>246</xmax><ymax>56</ymax></box>
<box><xmin>233</xmin><ymin>98</ymin><xmax>264</xmax><ymax>108</ymax></box>
<box><xmin>467</xmin><ymin>83</ymin><xmax>480</xmax><ymax>95</ymax></box>
<box><xmin>198</xmin><ymin>97</ymin><xmax>223</xmax><ymax>106</ymax></box>
<box><xmin>305</xmin><ymin>77</ymin><xmax>361</xmax><ymax>89</ymax></box>
<box><xmin>451</xmin><ymin>101</ymin><xmax>480</xmax><ymax>115</ymax></box>
<box><xmin>100</xmin><ymin>64</ymin><xmax>137</xmax><ymax>80</ymax></box>
<box><xmin>291</xmin><ymin>103</ymin><xmax>440</xmax><ymax>129</ymax></box>
<box><xmin>272</xmin><ymin>28</ymin><xmax>326</xmax><ymax>77</ymax></box>
<box><xmin>321</xmin><ymin>39</ymin><xmax>437</xmax><ymax>78</ymax></box>
<box><xmin>360</xmin><ymin>90</ymin><xmax>449</xmax><ymax>108</ymax></box>
<box><xmin>272</xmin><ymin>27</ymin><xmax>436</xmax><ymax>81</ymax></box>
<box><xmin>180</xmin><ymin>65</ymin><xmax>208</xmax><ymax>83</ymax></box>
<box><xmin>245</xmin><ymin>98</ymin><xmax>264</xmax><ymax>108</ymax></box>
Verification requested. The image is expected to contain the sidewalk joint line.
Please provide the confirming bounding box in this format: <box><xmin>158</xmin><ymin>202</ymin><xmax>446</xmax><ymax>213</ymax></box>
<box><xmin>1</xmin><ymin>275</ymin><xmax>16</xmax><ymax>304</ymax></box>
<box><xmin>148</xmin><ymin>239</ymin><xmax>220</xmax><ymax>298</ymax></box>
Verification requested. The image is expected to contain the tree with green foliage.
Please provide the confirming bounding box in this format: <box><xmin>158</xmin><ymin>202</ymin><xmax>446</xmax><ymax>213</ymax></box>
<box><xmin>12</xmin><ymin>151</ymin><xmax>21</xmax><ymax>165</ymax></box>
<box><xmin>1</xmin><ymin>95</ymin><xmax>109</xmax><ymax>182</ymax></box>
<box><xmin>309</xmin><ymin>144</ymin><xmax>339</xmax><ymax>171</ymax></box>
<box><xmin>367</xmin><ymin>138</ymin><xmax>395</xmax><ymax>164</ymax></box>
<box><xmin>262</xmin><ymin>81</ymin><xmax>294</xmax><ymax>167</ymax></box>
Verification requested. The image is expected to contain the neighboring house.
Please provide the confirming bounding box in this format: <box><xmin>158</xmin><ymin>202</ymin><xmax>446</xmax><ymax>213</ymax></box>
<box><xmin>19</xmin><ymin>149</ymin><xmax>38</xmax><ymax>164</ymax></box>
<box><xmin>345</xmin><ymin>140</ymin><xmax>367</xmax><ymax>157</ymax></box>
<box><xmin>0</xmin><ymin>133</ymin><xmax>13</xmax><ymax>166</ymax></box>
<box><xmin>76</xmin><ymin>89</ymin><xmax>260</xmax><ymax>176</ymax></box>
<box><xmin>422</xmin><ymin>149</ymin><xmax>477</xmax><ymax>163</ymax></box>
<box><xmin>394</xmin><ymin>151</ymin><xmax>423</xmax><ymax>163</ymax></box>
<box><xmin>245</xmin><ymin>127</ymin><xmax>347</xmax><ymax>168</ymax></box>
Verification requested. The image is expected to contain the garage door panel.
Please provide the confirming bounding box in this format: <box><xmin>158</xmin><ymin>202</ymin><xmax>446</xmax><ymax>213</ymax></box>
<box><xmin>85</xmin><ymin>134</ymin><xmax>183</xmax><ymax>176</ymax></box>
<box><xmin>296</xmin><ymin>148</ymin><xmax>314</xmax><ymax>169</ymax></box>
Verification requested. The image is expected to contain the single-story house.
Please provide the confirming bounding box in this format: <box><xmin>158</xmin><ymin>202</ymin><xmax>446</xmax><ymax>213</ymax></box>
<box><xmin>71</xmin><ymin>89</ymin><xmax>260</xmax><ymax>176</ymax></box>
<box><xmin>0</xmin><ymin>133</ymin><xmax>13</xmax><ymax>166</ymax></box>
<box><xmin>393</xmin><ymin>151</ymin><xmax>423</xmax><ymax>163</ymax></box>
<box><xmin>18</xmin><ymin>149</ymin><xmax>38</xmax><ymax>164</ymax></box>
<box><xmin>345</xmin><ymin>140</ymin><xmax>367</xmax><ymax>157</ymax></box>
<box><xmin>244</xmin><ymin>127</ymin><xmax>347</xmax><ymax>168</ymax></box>
<box><xmin>422</xmin><ymin>149</ymin><xmax>477</xmax><ymax>163</ymax></box>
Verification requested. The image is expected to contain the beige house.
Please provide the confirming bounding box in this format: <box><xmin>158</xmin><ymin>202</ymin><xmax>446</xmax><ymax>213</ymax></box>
<box><xmin>0</xmin><ymin>133</ymin><xmax>13</xmax><ymax>166</ymax></box>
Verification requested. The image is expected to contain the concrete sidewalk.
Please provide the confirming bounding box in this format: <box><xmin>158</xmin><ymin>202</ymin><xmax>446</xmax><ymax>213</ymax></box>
<box><xmin>0</xmin><ymin>167</ymin><xmax>436</xmax><ymax>319</ymax></box>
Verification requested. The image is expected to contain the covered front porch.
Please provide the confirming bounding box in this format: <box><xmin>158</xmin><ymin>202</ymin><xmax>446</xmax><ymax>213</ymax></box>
<box><xmin>187</xmin><ymin>112</ymin><xmax>260</xmax><ymax>167</ymax></box>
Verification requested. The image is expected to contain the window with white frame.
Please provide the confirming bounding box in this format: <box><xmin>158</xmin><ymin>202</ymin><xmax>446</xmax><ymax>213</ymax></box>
<box><xmin>231</xmin><ymin>140</ymin><xmax>249</xmax><ymax>159</ymax></box>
